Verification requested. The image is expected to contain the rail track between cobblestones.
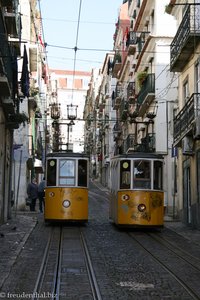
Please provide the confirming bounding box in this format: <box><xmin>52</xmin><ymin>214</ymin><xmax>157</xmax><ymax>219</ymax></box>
<box><xmin>32</xmin><ymin>225</ymin><xmax>101</xmax><ymax>300</ymax></box>
<box><xmin>128</xmin><ymin>231</ymin><xmax>200</xmax><ymax>300</ymax></box>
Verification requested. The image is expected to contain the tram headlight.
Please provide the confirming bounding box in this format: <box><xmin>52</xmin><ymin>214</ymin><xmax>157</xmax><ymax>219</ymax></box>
<box><xmin>63</xmin><ymin>200</ymin><xmax>71</xmax><ymax>208</ymax></box>
<box><xmin>122</xmin><ymin>194</ymin><xmax>130</xmax><ymax>201</ymax></box>
<box><xmin>138</xmin><ymin>204</ymin><xmax>146</xmax><ymax>212</ymax></box>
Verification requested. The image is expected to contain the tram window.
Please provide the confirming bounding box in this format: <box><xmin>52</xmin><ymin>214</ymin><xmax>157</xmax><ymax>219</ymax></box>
<box><xmin>78</xmin><ymin>159</ymin><xmax>87</xmax><ymax>187</ymax></box>
<box><xmin>47</xmin><ymin>159</ymin><xmax>57</xmax><ymax>186</ymax></box>
<box><xmin>59</xmin><ymin>159</ymin><xmax>75</xmax><ymax>186</ymax></box>
<box><xmin>154</xmin><ymin>161</ymin><xmax>163</xmax><ymax>190</ymax></box>
<box><xmin>133</xmin><ymin>160</ymin><xmax>151</xmax><ymax>189</ymax></box>
<box><xmin>120</xmin><ymin>160</ymin><xmax>131</xmax><ymax>189</ymax></box>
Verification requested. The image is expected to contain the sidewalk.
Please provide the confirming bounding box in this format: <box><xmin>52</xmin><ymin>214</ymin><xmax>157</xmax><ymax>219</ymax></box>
<box><xmin>164</xmin><ymin>219</ymin><xmax>200</xmax><ymax>246</ymax></box>
<box><xmin>0</xmin><ymin>212</ymin><xmax>37</xmax><ymax>289</ymax></box>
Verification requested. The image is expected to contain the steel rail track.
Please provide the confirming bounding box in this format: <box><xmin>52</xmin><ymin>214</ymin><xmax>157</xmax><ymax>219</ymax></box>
<box><xmin>32</xmin><ymin>226</ymin><xmax>62</xmax><ymax>300</ymax></box>
<box><xmin>129</xmin><ymin>232</ymin><xmax>200</xmax><ymax>300</ymax></box>
<box><xmin>148</xmin><ymin>232</ymin><xmax>200</xmax><ymax>271</ymax></box>
<box><xmin>80</xmin><ymin>231</ymin><xmax>102</xmax><ymax>300</ymax></box>
<box><xmin>32</xmin><ymin>226</ymin><xmax>101</xmax><ymax>300</ymax></box>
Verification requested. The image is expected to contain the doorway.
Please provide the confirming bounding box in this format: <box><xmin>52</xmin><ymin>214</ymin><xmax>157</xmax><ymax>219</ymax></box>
<box><xmin>183</xmin><ymin>159</ymin><xmax>191</xmax><ymax>224</ymax></box>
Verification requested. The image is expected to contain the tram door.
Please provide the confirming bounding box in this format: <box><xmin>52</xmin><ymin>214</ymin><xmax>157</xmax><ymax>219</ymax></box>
<box><xmin>183</xmin><ymin>160</ymin><xmax>191</xmax><ymax>224</ymax></box>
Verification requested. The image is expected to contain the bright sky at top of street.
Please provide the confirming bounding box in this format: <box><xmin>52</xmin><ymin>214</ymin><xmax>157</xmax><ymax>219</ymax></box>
<box><xmin>40</xmin><ymin>0</ymin><xmax>123</xmax><ymax>72</ymax></box>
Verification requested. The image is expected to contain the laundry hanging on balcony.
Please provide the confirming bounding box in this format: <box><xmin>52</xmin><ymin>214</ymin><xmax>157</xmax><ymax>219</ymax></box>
<box><xmin>20</xmin><ymin>45</ymin><xmax>30</xmax><ymax>97</ymax></box>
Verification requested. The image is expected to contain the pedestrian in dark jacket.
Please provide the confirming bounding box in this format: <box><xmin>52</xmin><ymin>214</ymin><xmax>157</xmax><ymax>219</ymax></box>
<box><xmin>38</xmin><ymin>177</ymin><xmax>45</xmax><ymax>213</ymax></box>
<box><xmin>27</xmin><ymin>177</ymin><xmax>38</xmax><ymax>211</ymax></box>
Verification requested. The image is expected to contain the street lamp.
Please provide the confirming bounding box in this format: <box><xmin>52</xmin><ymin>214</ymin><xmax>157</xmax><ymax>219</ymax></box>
<box><xmin>67</xmin><ymin>103</ymin><xmax>78</xmax><ymax>120</ymax></box>
<box><xmin>66</xmin><ymin>103</ymin><xmax>78</xmax><ymax>151</ymax></box>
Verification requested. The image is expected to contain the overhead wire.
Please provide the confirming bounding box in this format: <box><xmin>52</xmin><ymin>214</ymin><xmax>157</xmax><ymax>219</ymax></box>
<box><xmin>71</xmin><ymin>0</ymin><xmax>82</xmax><ymax>104</ymax></box>
<box><xmin>40</xmin><ymin>16</ymin><xmax>114</xmax><ymax>25</ymax></box>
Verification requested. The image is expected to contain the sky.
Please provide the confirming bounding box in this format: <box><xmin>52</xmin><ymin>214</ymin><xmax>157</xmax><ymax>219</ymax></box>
<box><xmin>40</xmin><ymin>0</ymin><xmax>123</xmax><ymax>72</ymax></box>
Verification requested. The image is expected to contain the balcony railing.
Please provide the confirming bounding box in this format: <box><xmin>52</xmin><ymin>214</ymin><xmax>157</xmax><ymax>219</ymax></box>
<box><xmin>0</xmin><ymin>13</ymin><xmax>13</xmax><ymax>96</ymax></box>
<box><xmin>124</xmin><ymin>134</ymin><xmax>136</xmax><ymax>152</ymax></box>
<box><xmin>170</xmin><ymin>5</ymin><xmax>200</xmax><ymax>72</ymax></box>
<box><xmin>174</xmin><ymin>93</ymin><xmax>200</xmax><ymax>145</ymax></box>
<box><xmin>137</xmin><ymin>73</ymin><xmax>155</xmax><ymax>107</ymax></box>
<box><xmin>112</xmin><ymin>84</ymin><xmax>122</xmax><ymax>109</ymax></box>
<box><xmin>127</xmin><ymin>81</ymin><xmax>135</xmax><ymax>99</ymax></box>
<box><xmin>136</xmin><ymin>133</ymin><xmax>156</xmax><ymax>153</ymax></box>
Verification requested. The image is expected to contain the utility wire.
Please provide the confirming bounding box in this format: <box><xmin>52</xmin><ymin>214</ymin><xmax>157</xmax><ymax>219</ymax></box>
<box><xmin>71</xmin><ymin>0</ymin><xmax>82</xmax><ymax>103</ymax></box>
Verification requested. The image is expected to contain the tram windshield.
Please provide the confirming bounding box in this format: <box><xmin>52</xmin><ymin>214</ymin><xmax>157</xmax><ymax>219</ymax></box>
<box><xmin>59</xmin><ymin>159</ymin><xmax>75</xmax><ymax>186</ymax></box>
<box><xmin>133</xmin><ymin>160</ymin><xmax>151</xmax><ymax>189</ymax></box>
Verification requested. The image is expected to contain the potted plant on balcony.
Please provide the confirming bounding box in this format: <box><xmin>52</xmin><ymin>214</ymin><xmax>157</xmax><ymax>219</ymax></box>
<box><xmin>8</xmin><ymin>112</ymin><xmax>29</xmax><ymax>127</ymax></box>
<box><xmin>165</xmin><ymin>3</ymin><xmax>174</xmax><ymax>14</ymax></box>
<box><xmin>137</xmin><ymin>71</ymin><xmax>147</xmax><ymax>88</ymax></box>
<box><xmin>114</xmin><ymin>52</ymin><xmax>122</xmax><ymax>64</ymax></box>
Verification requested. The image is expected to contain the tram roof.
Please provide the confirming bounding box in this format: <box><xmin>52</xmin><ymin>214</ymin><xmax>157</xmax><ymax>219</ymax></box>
<box><xmin>46</xmin><ymin>152</ymin><xmax>89</xmax><ymax>158</ymax></box>
<box><xmin>111</xmin><ymin>152</ymin><xmax>164</xmax><ymax>160</ymax></box>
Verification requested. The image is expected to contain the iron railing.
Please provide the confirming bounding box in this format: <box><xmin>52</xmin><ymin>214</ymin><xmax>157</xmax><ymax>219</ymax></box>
<box><xmin>170</xmin><ymin>5</ymin><xmax>200</xmax><ymax>71</ymax></box>
<box><xmin>174</xmin><ymin>93</ymin><xmax>200</xmax><ymax>143</ymax></box>
<box><xmin>137</xmin><ymin>73</ymin><xmax>155</xmax><ymax>105</ymax></box>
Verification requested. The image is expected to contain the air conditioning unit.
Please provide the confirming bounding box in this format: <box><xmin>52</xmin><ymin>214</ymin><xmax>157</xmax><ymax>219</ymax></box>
<box><xmin>193</xmin><ymin>115</ymin><xmax>200</xmax><ymax>139</ymax></box>
<box><xmin>182</xmin><ymin>136</ymin><xmax>194</xmax><ymax>155</ymax></box>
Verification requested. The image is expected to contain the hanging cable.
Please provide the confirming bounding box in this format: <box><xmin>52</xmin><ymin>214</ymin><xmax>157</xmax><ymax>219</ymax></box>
<box><xmin>71</xmin><ymin>0</ymin><xmax>82</xmax><ymax>104</ymax></box>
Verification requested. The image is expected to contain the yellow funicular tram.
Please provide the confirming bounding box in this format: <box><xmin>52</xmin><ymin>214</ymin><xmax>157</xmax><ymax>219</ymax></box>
<box><xmin>44</xmin><ymin>152</ymin><xmax>89</xmax><ymax>223</ymax></box>
<box><xmin>110</xmin><ymin>153</ymin><xmax>164</xmax><ymax>227</ymax></box>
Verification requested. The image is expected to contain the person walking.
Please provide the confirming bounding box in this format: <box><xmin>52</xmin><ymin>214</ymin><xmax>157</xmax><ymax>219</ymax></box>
<box><xmin>27</xmin><ymin>177</ymin><xmax>38</xmax><ymax>212</ymax></box>
<box><xmin>38</xmin><ymin>177</ymin><xmax>45</xmax><ymax>213</ymax></box>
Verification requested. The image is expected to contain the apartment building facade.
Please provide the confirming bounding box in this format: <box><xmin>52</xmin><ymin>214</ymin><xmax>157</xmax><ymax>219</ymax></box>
<box><xmin>84</xmin><ymin>0</ymin><xmax>179</xmax><ymax>216</ymax></box>
<box><xmin>48</xmin><ymin>70</ymin><xmax>91</xmax><ymax>153</ymax></box>
<box><xmin>0</xmin><ymin>0</ymin><xmax>48</xmax><ymax>221</ymax></box>
<box><xmin>169</xmin><ymin>0</ymin><xmax>200</xmax><ymax>228</ymax></box>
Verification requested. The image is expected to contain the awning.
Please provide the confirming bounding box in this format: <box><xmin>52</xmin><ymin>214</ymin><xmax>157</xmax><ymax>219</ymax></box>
<box><xmin>34</xmin><ymin>158</ymin><xmax>43</xmax><ymax>173</ymax></box>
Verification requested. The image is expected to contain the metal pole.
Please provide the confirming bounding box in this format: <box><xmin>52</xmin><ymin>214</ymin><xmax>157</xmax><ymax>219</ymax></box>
<box><xmin>67</xmin><ymin>124</ymin><xmax>70</xmax><ymax>150</ymax></box>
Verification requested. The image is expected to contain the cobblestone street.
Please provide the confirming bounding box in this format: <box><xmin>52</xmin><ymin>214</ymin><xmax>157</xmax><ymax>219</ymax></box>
<box><xmin>0</xmin><ymin>181</ymin><xmax>200</xmax><ymax>299</ymax></box>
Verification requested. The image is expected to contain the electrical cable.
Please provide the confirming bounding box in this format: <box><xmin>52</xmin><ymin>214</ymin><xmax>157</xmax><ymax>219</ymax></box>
<box><xmin>70</xmin><ymin>0</ymin><xmax>82</xmax><ymax>104</ymax></box>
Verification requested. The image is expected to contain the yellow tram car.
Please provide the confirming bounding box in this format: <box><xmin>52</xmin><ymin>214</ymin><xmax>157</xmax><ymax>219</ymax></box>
<box><xmin>110</xmin><ymin>153</ymin><xmax>164</xmax><ymax>227</ymax></box>
<box><xmin>44</xmin><ymin>152</ymin><xmax>89</xmax><ymax>223</ymax></box>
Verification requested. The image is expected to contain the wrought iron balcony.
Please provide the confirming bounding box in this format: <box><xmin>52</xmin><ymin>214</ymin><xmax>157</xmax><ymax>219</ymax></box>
<box><xmin>112</xmin><ymin>84</ymin><xmax>122</xmax><ymax>110</ymax></box>
<box><xmin>124</xmin><ymin>134</ymin><xmax>136</xmax><ymax>153</ymax></box>
<box><xmin>137</xmin><ymin>73</ymin><xmax>155</xmax><ymax>111</ymax></box>
<box><xmin>174</xmin><ymin>93</ymin><xmax>200</xmax><ymax>145</ymax></box>
<box><xmin>113</xmin><ymin>122</ymin><xmax>122</xmax><ymax>141</ymax></box>
<box><xmin>0</xmin><ymin>13</ymin><xmax>13</xmax><ymax>97</ymax></box>
<box><xmin>136</xmin><ymin>133</ymin><xmax>156</xmax><ymax>153</ymax></box>
<box><xmin>3</xmin><ymin>0</ymin><xmax>21</xmax><ymax>38</ymax></box>
<box><xmin>126</xmin><ymin>31</ymin><xmax>137</xmax><ymax>55</ymax></box>
<box><xmin>127</xmin><ymin>81</ymin><xmax>135</xmax><ymax>100</ymax></box>
<box><xmin>170</xmin><ymin>5</ymin><xmax>200</xmax><ymax>72</ymax></box>
<box><xmin>112</xmin><ymin>53</ymin><xmax>122</xmax><ymax>78</ymax></box>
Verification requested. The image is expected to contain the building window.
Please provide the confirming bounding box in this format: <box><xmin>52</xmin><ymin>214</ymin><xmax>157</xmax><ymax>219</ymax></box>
<box><xmin>74</xmin><ymin>79</ymin><xmax>82</xmax><ymax>89</ymax></box>
<box><xmin>183</xmin><ymin>79</ymin><xmax>189</xmax><ymax>104</ymax></box>
<box><xmin>197</xmin><ymin>150</ymin><xmax>200</xmax><ymax>203</ymax></box>
<box><xmin>195</xmin><ymin>59</ymin><xmax>200</xmax><ymax>93</ymax></box>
